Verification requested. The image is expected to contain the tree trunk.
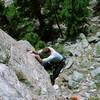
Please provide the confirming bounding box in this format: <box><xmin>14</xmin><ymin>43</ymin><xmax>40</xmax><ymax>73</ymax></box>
<box><xmin>49</xmin><ymin>0</ymin><xmax>63</xmax><ymax>38</ymax></box>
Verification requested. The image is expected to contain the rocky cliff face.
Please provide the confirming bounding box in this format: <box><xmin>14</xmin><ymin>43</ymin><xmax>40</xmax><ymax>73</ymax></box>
<box><xmin>0</xmin><ymin>29</ymin><xmax>59</xmax><ymax>100</ymax></box>
<box><xmin>53</xmin><ymin>33</ymin><xmax>100</xmax><ymax>99</ymax></box>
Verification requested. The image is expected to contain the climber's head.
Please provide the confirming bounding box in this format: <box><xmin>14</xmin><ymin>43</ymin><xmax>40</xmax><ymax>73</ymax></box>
<box><xmin>42</xmin><ymin>47</ymin><xmax>51</xmax><ymax>56</ymax></box>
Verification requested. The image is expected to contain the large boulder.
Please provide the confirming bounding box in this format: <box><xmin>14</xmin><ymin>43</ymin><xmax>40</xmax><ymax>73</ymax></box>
<box><xmin>64</xmin><ymin>33</ymin><xmax>91</xmax><ymax>57</ymax></box>
<box><xmin>18</xmin><ymin>40</ymin><xmax>35</xmax><ymax>51</ymax></box>
<box><xmin>72</xmin><ymin>71</ymin><xmax>84</xmax><ymax>82</ymax></box>
<box><xmin>0</xmin><ymin>64</ymin><xmax>36</xmax><ymax>100</ymax></box>
<box><xmin>0</xmin><ymin>29</ymin><xmax>58</xmax><ymax>100</ymax></box>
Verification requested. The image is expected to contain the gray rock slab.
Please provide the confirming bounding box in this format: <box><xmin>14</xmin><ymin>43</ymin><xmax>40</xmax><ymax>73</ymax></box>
<box><xmin>72</xmin><ymin>71</ymin><xmax>84</xmax><ymax>82</ymax></box>
<box><xmin>0</xmin><ymin>29</ymin><xmax>58</xmax><ymax>100</ymax></box>
<box><xmin>91</xmin><ymin>67</ymin><xmax>100</xmax><ymax>78</ymax></box>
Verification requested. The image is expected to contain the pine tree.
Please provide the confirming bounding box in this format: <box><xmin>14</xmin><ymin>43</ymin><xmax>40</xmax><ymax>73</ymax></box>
<box><xmin>0</xmin><ymin>0</ymin><xmax>91</xmax><ymax>41</ymax></box>
<box><xmin>0</xmin><ymin>0</ymin><xmax>46</xmax><ymax>49</ymax></box>
<box><xmin>60</xmin><ymin>0</ymin><xmax>90</xmax><ymax>37</ymax></box>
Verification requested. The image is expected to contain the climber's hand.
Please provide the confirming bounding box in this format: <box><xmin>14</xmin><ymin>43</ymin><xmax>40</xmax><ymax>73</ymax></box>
<box><xmin>35</xmin><ymin>55</ymin><xmax>42</xmax><ymax>63</ymax></box>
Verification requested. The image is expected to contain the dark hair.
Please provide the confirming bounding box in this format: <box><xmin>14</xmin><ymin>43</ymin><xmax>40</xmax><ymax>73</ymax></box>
<box><xmin>42</xmin><ymin>47</ymin><xmax>50</xmax><ymax>54</ymax></box>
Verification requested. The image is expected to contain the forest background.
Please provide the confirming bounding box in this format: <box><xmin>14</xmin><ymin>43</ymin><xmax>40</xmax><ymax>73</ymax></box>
<box><xmin>0</xmin><ymin>0</ymin><xmax>91</xmax><ymax>50</ymax></box>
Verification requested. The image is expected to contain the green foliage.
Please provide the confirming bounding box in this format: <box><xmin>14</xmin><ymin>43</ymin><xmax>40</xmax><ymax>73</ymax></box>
<box><xmin>23</xmin><ymin>32</ymin><xmax>39</xmax><ymax>45</ymax></box>
<box><xmin>0</xmin><ymin>0</ymin><xmax>91</xmax><ymax>45</ymax></box>
<box><xmin>60</xmin><ymin>0</ymin><xmax>91</xmax><ymax>36</ymax></box>
<box><xmin>4</xmin><ymin>5</ymin><xmax>16</xmax><ymax>21</ymax></box>
<box><xmin>41</xmin><ymin>0</ymin><xmax>91</xmax><ymax>38</ymax></box>
<box><xmin>35</xmin><ymin>40</ymin><xmax>46</xmax><ymax>50</ymax></box>
<box><xmin>23</xmin><ymin>32</ymin><xmax>46</xmax><ymax>50</ymax></box>
<box><xmin>0</xmin><ymin>0</ymin><xmax>46</xmax><ymax>50</ymax></box>
<box><xmin>0</xmin><ymin>1</ymin><xmax>4</xmax><ymax>12</ymax></box>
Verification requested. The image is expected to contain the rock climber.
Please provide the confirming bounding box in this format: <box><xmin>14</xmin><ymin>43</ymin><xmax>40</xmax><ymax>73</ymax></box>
<box><xmin>30</xmin><ymin>47</ymin><xmax>66</xmax><ymax>85</ymax></box>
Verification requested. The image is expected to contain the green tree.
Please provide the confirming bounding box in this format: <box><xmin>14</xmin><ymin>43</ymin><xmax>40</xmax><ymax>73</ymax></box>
<box><xmin>60</xmin><ymin>0</ymin><xmax>90</xmax><ymax>37</ymax></box>
<box><xmin>41</xmin><ymin>0</ymin><xmax>91</xmax><ymax>38</ymax></box>
<box><xmin>0</xmin><ymin>0</ymin><xmax>46</xmax><ymax>49</ymax></box>
<box><xmin>23</xmin><ymin>32</ymin><xmax>46</xmax><ymax>50</ymax></box>
<box><xmin>0</xmin><ymin>2</ymin><xmax>21</xmax><ymax>39</ymax></box>
<box><xmin>0</xmin><ymin>0</ymin><xmax>91</xmax><ymax>42</ymax></box>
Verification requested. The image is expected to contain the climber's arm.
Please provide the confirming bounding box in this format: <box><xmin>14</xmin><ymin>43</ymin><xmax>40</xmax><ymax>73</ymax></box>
<box><xmin>32</xmin><ymin>49</ymin><xmax>43</xmax><ymax>55</ymax></box>
<box><xmin>32</xmin><ymin>50</ymin><xmax>38</xmax><ymax>55</ymax></box>
<box><xmin>35</xmin><ymin>55</ymin><xmax>43</xmax><ymax>63</ymax></box>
